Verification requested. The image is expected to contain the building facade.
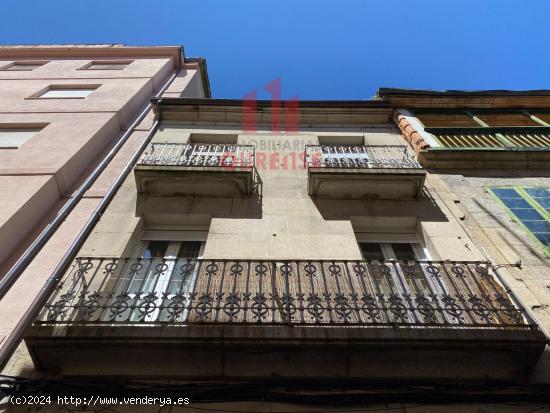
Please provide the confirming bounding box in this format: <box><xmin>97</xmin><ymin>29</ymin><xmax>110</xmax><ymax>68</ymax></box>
<box><xmin>0</xmin><ymin>44</ymin><xmax>210</xmax><ymax>361</ymax></box>
<box><xmin>380</xmin><ymin>88</ymin><xmax>550</xmax><ymax>386</ymax></box>
<box><xmin>1</xmin><ymin>51</ymin><xmax>549</xmax><ymax>411</ymax></box>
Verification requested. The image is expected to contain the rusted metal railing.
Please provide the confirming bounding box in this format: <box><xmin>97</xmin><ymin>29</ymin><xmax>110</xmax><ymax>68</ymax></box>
<box><xmin>37</xmin><ymin>258</ymin><xmax>530</xmax><ymax>329</ymax></box>
<box><xmin>304</xmin><ymin>145</ymin><xmax>422</xmax><ymax>169</ymax></box>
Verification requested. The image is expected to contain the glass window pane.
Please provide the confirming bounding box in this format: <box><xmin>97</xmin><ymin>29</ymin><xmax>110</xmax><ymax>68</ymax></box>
<box><xmin>41</xmin><ymin>88</ymin><xmax>95</xmax><ymax>98</ymax></box>
<box><xmin>177</xmin><ymin>241</ymin><xmax>202</xmax><ymax>258</ymax></box>
<box><xmin>524</xmin><ymin>188</ymin><xmax>550</xmax><ymax>213</ymax></box>
<box><xmin>142</xmin><ymin>263</ymin><xmax>162</xmax><ymax>292</ymax></box>
<box><xmin>492</xmin><ymin>188</ymin><xmax>521</xmax><ymax>199</ymax></box>
<box><xmin>0</xmin><ymin>128</ymin><xmax>41</xmax><ymax>148</ymax></box>
<box><xmin>511</xmin><ymin>208</ymin><xmax>545</xmax><ymax>221</ymax></box>
<box><xmin>167</xmin><ymin>259</ymin><xmax>198</xmax><ymax>293</ymax></box>
<box><xmin>4</xmin><ymin>62</ymin><xmax>45</xmax><ymax>71</ymax></box>
<box><xmin>88</xmin><ymin>63</ymin><xmax>128</xmax><ymax>70</ymax></box>
<box><xmin>525</xmin><ymin>188</ymin><xmax>550</xmax><ymax>199</ymax></box>
<box><xmin>142</xmin><ymin>241</ymin><xmax>169</xmax><ymax>258</ymax></box>
<box><xmin>403</xmin><ymin>268</ymin><xmax>432</xmax><ymax>295</ymax></box>
<box><xmin>533</xmin><ymin>233</ymin><xmax>550</xmax><ymax>246</ymax></box>
<box><xmin>127</xmin><ymin>261</ymin><xmax>152</xmax><ymax>293</ymax></box>
<box><xmin>6</xmin><ymin>65</ymin><xmax>38</xmax><ymax>71</ymax></box>
<box><xmin>500</xmin><ymin>198</ymin><xmax>531</xmax><ymax>209</ymax></box>
<box><xmin>536</xmin><ymin>198</ymin><xmax>550</xmax><ymax>212</ymax></box>
<box><xmin>391</xmin><ymin>243</ymin><xmax>417</xmax><ymax>261</ymax></box>
<box><xmin>359</xmin><ymin>243</ymin><xmax>384</xmax><ymax>261</ymax></box>
<box><xmin>523</xmin><ymin>221</ymin><xmax>550</xmax><ymax>233</ymax></box>
<box><xmin>491</xmin><ymin>186</ymin><xmax>550</xmax><ymax>253</ymax></box>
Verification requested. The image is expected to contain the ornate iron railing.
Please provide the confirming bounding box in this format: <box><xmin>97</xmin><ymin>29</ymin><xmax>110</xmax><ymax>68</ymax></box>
<box><xmin>304</xmin><ymin>145</ymin><xmax>422</xmax><ymax>169</ymax></box>
<box><xmin>37</xmin><ymin>258</ymin><xmax>531</xmax><ymax>329</ymax></box>
<box><xmin>137</xmin><ymin>143</ymin><xmax>255</xmax><ymax>168</ymax></box>
<box><xmin>424</xmin><ymin>127</ymin><xmax>550</xmax><ymax>149</ymax></box>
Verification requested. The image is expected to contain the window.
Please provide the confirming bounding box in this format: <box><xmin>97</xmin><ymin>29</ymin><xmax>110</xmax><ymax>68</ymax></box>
<box><xmin>358</xmin><ymin>242</ymin><xmax>428</xmax><ymax>261</ymax></box>
<box><xmin>356</xmin><ymin>241</ymin><xmax>439</xmax><ymax>323</ymax></box>
<box><xmin>38</xmin><ymin>85</ymin><xmax>98</xmax><ymax>99</ymax></box>
<box><xmin>124</xmin><ymin>239</ymin><xmax>205</xmax><ymax>322</ymax></box>
<box><xmin>1</xmin><ymin>61</ymin><xmax>47</xmax><ymax>71</ymax></box>
<box><xmin>140</xmin><ymin>240</ymin><xmax>203</xmax><ymax>259</ymax></box>
<box><xmin>0</xmin><ymin>127</ymin><xmax>43</xmax><ymax>149</ymax></box>
<box><xmin>490</xmin><ymin>187</ymin><xmax>550</xmax><ymax>255</ymax></box>
<box><xmin>83</xmin><ymin>60</ymin><xmax>132</xmax><ymax>70</ymax></box>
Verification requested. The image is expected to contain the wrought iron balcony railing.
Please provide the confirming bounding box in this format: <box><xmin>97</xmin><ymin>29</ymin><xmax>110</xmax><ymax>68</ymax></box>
<box><xmin>137</xmin><ymin>143</ymin><xmax>255</xmax><ymax>168</ymax></box>
<box><xmin>424</xmin><ymin>127</ymin><xmax>550</xmax><ymax>149</ymax></box>
<box><xmin>304</xmin><ymin>145</ymin><xmax>422</xmax><ymax>169</ymax></box>
<box><xmin>37</xmin><ymin>258</ymin><xmax>531</xmax><ymax>329</ymax></box>
<box><xmin>135</xmin><ymin>142</ymin><xmax>261</xmax><ymax>196</ymax></box>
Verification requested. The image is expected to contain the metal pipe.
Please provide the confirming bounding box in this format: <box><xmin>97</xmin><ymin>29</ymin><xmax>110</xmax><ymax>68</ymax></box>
<box><xmin>428</xmin><ymin>182</ymin><xmax>548</xmax><ymax>340</ymax></box>
<box><xmin>0</xmin><ymin>71</ymin><xmax>177</xmax><ymax>300</ymax></box>
<box><xmin>483</xmin><ymin>251</ymin><xmax>550</xmax><ymax>341</ymax></box>
<box><xmin>0</xmin><ymin>70</ymin><xmax>179</xmax><ymax>368</ymax></box>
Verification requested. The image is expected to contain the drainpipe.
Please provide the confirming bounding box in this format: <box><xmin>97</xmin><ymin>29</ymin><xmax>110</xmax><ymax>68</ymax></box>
<box><xmin>0</xmin><ymin>69</ymin><xmax>179</xmax><ymax>369</ymax></box>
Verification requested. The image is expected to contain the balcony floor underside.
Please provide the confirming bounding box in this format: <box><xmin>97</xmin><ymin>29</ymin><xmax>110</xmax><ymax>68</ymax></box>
<box><xmin>26</xmin><ymin>324</ymin><xmax>545</xmax><ymax>380</ymax></box>
<box><xmin>134</xmin><ymin>166</ymin><xmax>255</xmax><ymax>197</ymax></box>
<box><xmin>307</xmin><ymin>168</ymin><xmax>426</xmax><ymax>199</ymax></box>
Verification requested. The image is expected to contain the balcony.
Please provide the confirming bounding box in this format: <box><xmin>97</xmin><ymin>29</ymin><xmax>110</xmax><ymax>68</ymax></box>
<box><xmin>26</xmin><ymin>257</ymin><xmax>544</xmax><ymax>380</ymax></box>
<box><xmin>134</xmin><ymin>143</ymin><xmax>258</xmax><ymax>197</ymax></box>
<box><xmin>304</xmin><ymin>145</ymin><xmax>426</xmax><ymax>199</ymax></box>
<box><xmin>421</xmin><ymin>127</ymin><xmax>550</xmax><ymax>168</ymax></box>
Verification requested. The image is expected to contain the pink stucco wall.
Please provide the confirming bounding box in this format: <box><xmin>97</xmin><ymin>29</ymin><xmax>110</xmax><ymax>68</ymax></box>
<box><xmin>0</xmin><ymin>46</ymin><xmax>207</xmax><ymax>352</ymax></box>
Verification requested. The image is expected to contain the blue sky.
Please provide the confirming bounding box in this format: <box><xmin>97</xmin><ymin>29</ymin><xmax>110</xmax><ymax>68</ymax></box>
<box><xmin>1</xmin><ymin>0</ymin><xmax>549</xmax><ymax>99</ymax></box>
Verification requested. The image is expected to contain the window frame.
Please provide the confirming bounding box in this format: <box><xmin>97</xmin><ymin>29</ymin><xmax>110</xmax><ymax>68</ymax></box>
<box><xmin>0</xmin><ymin>125</ymin><xmax>45</xmax><ymax>149</ymax></box>
<box><xmin>30</xmin><ymin>84</ymin><xmax>100</xmax><ymax>100</ymax></box>
<box><xmin>355</xmin><ymin>234</ymin><xmax>431</xmax><ymax>261</ymax></box>
<box><xmin>355</xmin><ymin>238</ymin><xmax>453</xmax><ymax>323</ymax></box>
<box><xmin>125</xmin><ymin>234</ymin><xmax>206</xmax><ymax>322</ymax></box>
<box><xmin>488</xmin><ymin>186</ymin><xmax>550</xmax><ymax>257</ymax></box>
<box><xmin>358</xmin><ymin>242</ymin><xmax>430</xmax><ymax>261</ymax></box>
<box><xmin>79</xmin><ymin>60</ymin><xmax>133</xmax><ymax>71</ymax></box>
<box><xmin>0</xmin><ymin>61</ymin><xmax>48</xmax><ymax>71</ymax></box>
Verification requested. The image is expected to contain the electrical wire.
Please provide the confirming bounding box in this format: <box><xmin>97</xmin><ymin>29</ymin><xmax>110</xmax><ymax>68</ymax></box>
<box><xmin>2</xmin><ymin>374</ymin><xmax>550</xmax><ymax>408</ymax></box>
<box><xmin>180</xmin><ymin>403</ymin><xmax>430</xmax><ymax>413</ymax></box>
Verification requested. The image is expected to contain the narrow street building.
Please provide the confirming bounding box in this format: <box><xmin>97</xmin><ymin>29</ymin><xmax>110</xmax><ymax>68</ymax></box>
<box><xmin>0</xmin><ymin>49</ymin><xmax>549</xmax><ymax>412</ymax></box>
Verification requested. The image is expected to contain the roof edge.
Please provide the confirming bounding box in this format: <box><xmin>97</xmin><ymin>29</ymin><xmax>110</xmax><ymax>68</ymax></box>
<box><xmin>184</xmin><ymin>57</ymin><xmax>211</xmax><ymax>98</ymax></box>
<box><xmin>152</xmin><ymin>97</ymin><xmax>391</xmax><ymax>108</ymax></box>
<box><xmin>150</xmin><ymin>98</ymin><xmax>393</xmax><ymax>125</ymax></box>
<box><xmin>378</xmin><ymin>88</ymin><xmax>550</xmax><ymax>97</ymax></box>
<box><xmin>0</xmin><ymin>44</ymin><xmax>185</xmax><ymax>69</ymax></box>
<box><xmin>0</xmin><ymin>45</ymin><xmax>212</xmax><ymax>98</ymax></box>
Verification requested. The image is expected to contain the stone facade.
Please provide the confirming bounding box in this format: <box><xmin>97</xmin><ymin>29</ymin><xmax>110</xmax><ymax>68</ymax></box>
<box><xmin>379</xmin><ymin>89</ymin><xmax>550</xmax><ymax>387</ymax></box>
<box><xmin>76</xmin><ymin>116</ymin><xmax>483</xmax><ymax>263</ymax></box>
<box><xmin>439</xmin><ymin>171</ymin><xmax>550</xmax><ymax>381</ymax></box>
<box><xmin>1</xmin><ymin>74</ymin><xmax>550</xmax><ymax>411</ymax></box>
